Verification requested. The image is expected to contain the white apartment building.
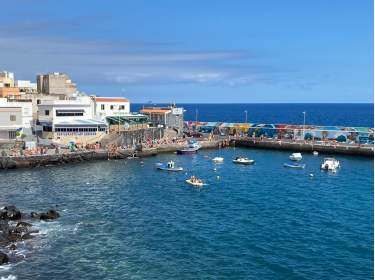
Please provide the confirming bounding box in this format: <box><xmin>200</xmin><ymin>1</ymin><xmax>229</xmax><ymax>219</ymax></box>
<box><xmin>37</xmin><ymin>96</ymin><xmax>107</xmax><ymax>145</ymax></box>
<box><xmin>91</xmin><ymin>96</ymin><xmax>130</xmax><ymax>122</ymax></box>
<box><xmin>0</xmin><ymin>98</ymin><xmax>33</xmax><ymax>129</ymax></box>
<box><xmin>0</xmin><ymin>107</ymin><xmax>22</xmax><ymax>140</ymax></box>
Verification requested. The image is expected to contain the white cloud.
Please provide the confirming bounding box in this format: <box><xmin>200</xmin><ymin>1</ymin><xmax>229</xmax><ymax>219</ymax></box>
<box><xmin>0</xmin><ymin>32</ymin><xmax>278</xmax><ymax>90</ymax></box>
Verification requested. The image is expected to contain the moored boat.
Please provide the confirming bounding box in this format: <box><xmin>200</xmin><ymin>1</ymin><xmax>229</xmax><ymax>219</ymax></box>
<box><xmin>156</xmin><ymin>161</ymin><xmax>183</xmax><ymax>172</ymax></box>
<box><xmin>313</xmin><ymin>151</ymin><xmax>319</xmax><ymax>156</ymax></box>
<box><xmin>289</xmin><ymin>152</ymin><xmax>303</xmax><ymax>161</ymax></box>
<box><xmin>177</xmin><ymin>140</ymin><xmax>201</xmax><ymax>155</ymax></box>
<box><xmin>283</xmin><ymin>163</ymin><xmax>306</xmax><ymax>169</ymax></box>
<box><xmin>321</xmin><ymin>158</ymin><xmax>340</xmax><ymax>171</ymax></box>
<box><xmin>212</xmin><ymin>157</ymin><xmax>224</xmax><ymax>163</ymax></box>
<box><xmin>232</xmin><ymin>156</ymin><xmax>255</xmax><ymax>165</ymax></box>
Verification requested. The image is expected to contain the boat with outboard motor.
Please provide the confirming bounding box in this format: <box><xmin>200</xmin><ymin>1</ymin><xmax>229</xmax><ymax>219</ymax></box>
<box><xmin>212</xmin><ymin>157</ymin><xmax>224</xmax><ymax>163</ymax></box>
<box><xmin>321</xmin><ymin>158</ymin><xmax>340</xmax><ymax>171</ymax></box>
<box><xmin>232</xmin><ymin>156</ymin><xmax>255</xmax><ymax>165</ymax></box>
<box><xmin>177</xmin><ymin>140</ymin><xmax>201</xmax><ymax>154</ymax></box>
<box><xmin>289</xmin><ymin>152</ymin><xmax>303</xmax><ymax>161</ymax></box>
<box><xmin>185</xmin><ymin>176</ymin><xmax>204</xmax><ymax>187</ymax></box>
<box><xmin>156</xmin><ymin>161</ymin><xmax>183</xmax><ymax>171</ymax></box>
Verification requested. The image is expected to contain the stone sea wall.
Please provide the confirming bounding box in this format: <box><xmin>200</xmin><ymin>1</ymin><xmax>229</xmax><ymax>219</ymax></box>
<box><xmin>0</xmin><ymin>140</ymin><xmax>222</xmax><ymax>170</ymax></box>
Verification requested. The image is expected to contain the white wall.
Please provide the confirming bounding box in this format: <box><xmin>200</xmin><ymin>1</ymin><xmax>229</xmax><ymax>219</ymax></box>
<box><xmin>94</xmin><ymin>101</ymin><xmax>130</xmax><ymax>121</ymax></box>
<box><xmin>38</xmin><ymin>97</ymin><xmax>93</xmax><ymax>124</ymax></box>
<box><xmin>0</xmin><ymin>98</ymin><xmax>32</xmax><ymax>128</ymax></box>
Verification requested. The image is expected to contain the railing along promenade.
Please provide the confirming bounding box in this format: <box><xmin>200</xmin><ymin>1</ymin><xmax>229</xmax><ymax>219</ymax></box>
<box><xmin>232</xmin><ymin>136</ymin><xmax>374</xmax><ymax>157</ymax></box>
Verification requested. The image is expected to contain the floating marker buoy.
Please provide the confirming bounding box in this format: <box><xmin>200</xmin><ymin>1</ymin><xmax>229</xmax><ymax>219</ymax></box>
<box><xmin>309</xmin><ymin>173</ymin><xmax>314</xmax><ymax>177</ymax></box>
<box><xmin>213</xmin><ymin>168</ymin><xmax>217</xmax><ymax>171</ymax></box>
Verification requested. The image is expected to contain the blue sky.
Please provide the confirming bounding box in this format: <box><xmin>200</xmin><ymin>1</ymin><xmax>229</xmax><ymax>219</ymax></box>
<box><xmin>0</xmin><ymin>0</ymin><xmax>373</xmax><ymax>103</ymax></box>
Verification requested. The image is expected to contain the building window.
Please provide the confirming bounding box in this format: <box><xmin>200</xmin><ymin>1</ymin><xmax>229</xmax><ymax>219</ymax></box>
<box><xmin>119</xmin><ymin>105</ymin><xmax>125</xmax><ymax>110</ymax></box>
<box><xmin>101</xmin><ymin>104</ymin><xmax>105</xmax><ymax>110</ymax></box>
<box><xmin>8</xmin><ymin>131</ymin><xmax>16</xmax><ymax>139</ymax></box>
<box><xmin>110</xmin><ymin>105</ymin><xmax>114</xmax><ymax>110</ymax></box>
<box><xmin>10</xmin><ymin>115</ymin><xmax>16</xmax><ymax>121</ymax></box>
<box><xmin>45</xmin><ymin>110</ymin><xmax>50</xmax><ymax>116</ymax></box>
<box><xmin>37</xmin><ymin>99</ymin><xmax>41</xmax><ymax>105</ymax></box>
<box><xmin>56</xmin><ymin>109</ymin><xmax>84</xmax><ymax>116</ymax></box>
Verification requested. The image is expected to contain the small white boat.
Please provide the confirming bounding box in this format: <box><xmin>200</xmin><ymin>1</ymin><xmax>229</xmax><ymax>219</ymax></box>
<box><xmin>321</xmin><ymin>158</ymin><xmax>340</xmax><ymax>171</ymax></box>
<box><xmin>233</xmin><ymin>157</ymin><xmax>255</xmax><ymax>165</ymax></box>
<box><xmin>283</xmin><ymin>163</ymin><xmax>305</xmax><ymax>169</ymax></box>
<box><xmin>289</xmin><ymin>153</ymin><xmax>302</xmax><ymax>161</ymax></box>
<box><xmin>156</xmin><ymin>161</ymin><xmax>183</xmax><ymax>172</ymax></box>
<box><xmin>177</xmin><ymin>140</ymin><xmax>201</xmax><ymax>154</ymax></box>
<box><xmin>313</xmin><ymin>151</ymin><xmax>319</xmax><ymax>156</ymax></box>
<box><xmin>185</xmin><ymin>177</ymin><xmax>204</xmax><ymax>187</ymax></box>
<box><xmin>212</xmin><ymin>157</ymin><xmax>224</xmax><ymax>163</ymax></box>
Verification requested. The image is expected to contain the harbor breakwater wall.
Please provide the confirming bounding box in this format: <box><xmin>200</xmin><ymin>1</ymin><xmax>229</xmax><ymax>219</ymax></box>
<box><xmin>0</xmin><ymin>140</ymin><xmax>222</xmax><ymax>170</ymax></box>
<box><xmin>233</xmin><ymin>138</ymin><xmax>374</xmax><ymax>157</ymax></box>
<box><xmin>0</xmin><ymin>138</ymin><xmax>372</xmax><ymax>170</ymax></box>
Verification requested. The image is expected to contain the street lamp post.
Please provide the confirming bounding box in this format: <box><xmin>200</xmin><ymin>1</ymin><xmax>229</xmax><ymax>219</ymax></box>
<box><xmin>195</xmin><ymin>108</ymin><xmax>198</xmax><ymax>131</ymax></box>
<box><xmin>302</xmin><ymin>111</ymin><xmax>306</xmax><ymax>141</ymax></box>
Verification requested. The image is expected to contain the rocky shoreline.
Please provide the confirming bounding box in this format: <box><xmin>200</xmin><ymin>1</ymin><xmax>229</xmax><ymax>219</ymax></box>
<box><xmin>0</xmin><ymin>206</ymin><xmax>60</xmax><ymax>265</ymax></box>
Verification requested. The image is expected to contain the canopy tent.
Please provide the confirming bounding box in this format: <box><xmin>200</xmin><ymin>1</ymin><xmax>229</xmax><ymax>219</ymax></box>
<box><xmin>106</xmin><ymin>113</ymin><xmax>149</xmax><ymax>125</ymax></box>
<box><xmin>233</xmin><ymin>123</ymin><xmax>252</xmax><ymax>133</ymax></box>
<box><xmin>248</xmin><ymin>124</ymin><xmax>277</xmax><ymax>138</ymax></box>
<box><xmin>54</xmin><ymin>119</ymin><xmax>107</xmax><ymax>128</ymax></box>
<box><xmin>198</xmin><ymin>122</ymin><xmax>222</xmax><ymax>133</ymax></box>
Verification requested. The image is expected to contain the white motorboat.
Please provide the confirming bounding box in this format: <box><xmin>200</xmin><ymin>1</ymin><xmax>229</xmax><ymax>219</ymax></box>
<box><xmin>177</xmin><ymin>140</ymin><xmax>201</xmax><ymax>154</ymax></box>
<box><xmin>313</xmin><ymin>151</ymin><xmax>319</xmax><ymax>156</ymax></box>
<box><xmin>289</xmin><ymin>152</ymin><xmax>302</xmax><ymax>161</ymax></box>
<box><xmin>321</xmin><ymin>158</ymin><xmax>340</xmax><ymax>171</ymax></box>
<box><xmin>156</xmin><ymin>161</ymin><xmax>183</xmax><ymax>172</ymax></box>
<box><xmin>212</xmin><ymin>157</ymin><xmax>224</xmax><ymax>163</ymax></box>
<box><xmin>186</xmin><ymin>176</ymin><xmax>204</xmax><ymax>187</ymax></box>
<box><xmin>233</xmin><ymin>157</ymin><xmax>255</xmax><ymax>165</ymax></box>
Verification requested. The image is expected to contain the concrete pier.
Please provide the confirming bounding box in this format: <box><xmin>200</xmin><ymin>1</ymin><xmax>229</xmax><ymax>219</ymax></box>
<box><xmin>233</xmin><ymin>138</ymin><xmax>374</xmax><ymax>157</ymax></box>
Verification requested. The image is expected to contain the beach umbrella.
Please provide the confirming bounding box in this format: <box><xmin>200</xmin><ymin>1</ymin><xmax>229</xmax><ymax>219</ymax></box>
<box><xmin>336</xmin><ymin>135</ymin><xmax>347</xmax><ymax>142</ymax></box>
<box><xmin>304</xmin><ymin>132</ymin><xmax>313</xmax><ymax>140</ymax></box>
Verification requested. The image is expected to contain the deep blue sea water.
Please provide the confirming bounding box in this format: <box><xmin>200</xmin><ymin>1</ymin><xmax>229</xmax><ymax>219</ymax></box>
<box><xmin>0</xmin><ymin>148</ymin><xmax>373</xmax><ymax>280</ymax></box>
<box><xmin>132</xmin><ymin>103</ymin><xmax>374</xmax><ymax>127</ymax></box>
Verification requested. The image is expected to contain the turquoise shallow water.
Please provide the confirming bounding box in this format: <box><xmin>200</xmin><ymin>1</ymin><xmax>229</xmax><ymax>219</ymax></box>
<box><xmin>0</xmin><ymin>148</ymin><xmax>373</xmax><ymax>280</ymax></box>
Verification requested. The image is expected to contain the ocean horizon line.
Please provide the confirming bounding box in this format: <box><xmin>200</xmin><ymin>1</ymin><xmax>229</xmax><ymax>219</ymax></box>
<box><xmin>131</xmin><ymin>102</ymin><xmax>374</xmax><ymax>105</ymax></box>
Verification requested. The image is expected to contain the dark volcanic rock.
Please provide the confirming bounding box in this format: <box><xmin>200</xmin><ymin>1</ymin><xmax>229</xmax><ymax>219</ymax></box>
<box><xmin>0</xmin><ymin>206</ymin><xmax>61</xmax><ymax>266</ymax></box>
<box><xmin>30</xmin><ymin>212</ymin><xmax>40</xmax><ymax>219</ymax></box>
<box><xmin>0</xmin><ymin>251</ymin><xmax>8</xmax><ymax>265</ymax></box>
<box><xmin>39</xmin><ymin>210</ymin><xmax>60</xmax><ymax>220</ymax></box>
<box><xmin>16</xmin><ymin>221</ymin><xmax>32</xmax><ymax>228</ymax></box>
<box><xmin>0</xmin><ymin>206</ymin><xmax>21</xmax><ymax>220</ymax></box>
